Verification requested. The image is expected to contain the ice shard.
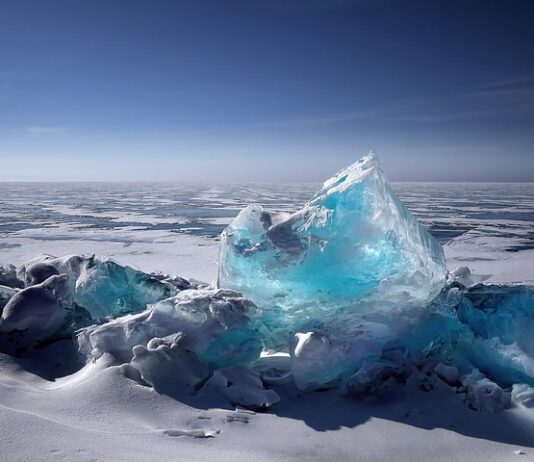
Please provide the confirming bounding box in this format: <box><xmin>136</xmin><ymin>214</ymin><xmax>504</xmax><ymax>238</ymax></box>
<box><xmin>130</xmin><ymin>334</ymin><xmax>210</xmax><ymax>392</ymax></box>
<box><xmin>218</xmin><ymin>152</ymin><xmax>447</xmax><ymax>335</ymax></box>
<box><xmin>202</xmin><ymin>366</ymin><xmax>280</xmax><ymax>409</ymax></box>
<box><xmin>77</xmin><ymin>288</ymin><xmax>262</xmax><ymax>368</ymax></box>
<box><xmin>452</xmin><ymin>284</ymin><xmax>534</xmax><ymax>386</ymax></box>
<box><xmin>19</xmin><ymin>255</ymin><xmax>176</xmax><ymax>320</ymax></box>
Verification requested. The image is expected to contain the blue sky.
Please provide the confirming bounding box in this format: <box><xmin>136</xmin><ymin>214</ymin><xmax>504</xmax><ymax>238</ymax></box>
<box><xmin>1</xmin><ymin>0</ymin><xmax>533</xmax><ymax>181</ymax></box>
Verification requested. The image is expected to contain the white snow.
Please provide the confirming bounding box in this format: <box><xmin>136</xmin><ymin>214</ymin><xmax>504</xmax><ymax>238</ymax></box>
<box><xmin>2</xmin><ymin>242</ymin><xmax>534</xmax><ymax>461</ymax></box>
<box><xmin>2</xmin><ymin>181</ymin><xmax>534</xmax><ymax>462</ymax></box>
<box><xmin>0</xmin><ymin>229</ymin><xmax>219</xmax><ymax>283</ymax></box>
<box><xmin>2</xmin><ymin>352</ymin><xmax>534</xmax><ymax>462</ymax></box>
<box><xmin>445</xmin><ymin>234</ymin><xmax>534</xmax><ymax>285</ymax></box>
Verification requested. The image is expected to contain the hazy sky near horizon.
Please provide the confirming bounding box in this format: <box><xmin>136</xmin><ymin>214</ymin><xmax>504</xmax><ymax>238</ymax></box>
<box><xmin>1</xmin><ymin>0</ymin><xmax>533</xmax><ymax>182</ymax></box>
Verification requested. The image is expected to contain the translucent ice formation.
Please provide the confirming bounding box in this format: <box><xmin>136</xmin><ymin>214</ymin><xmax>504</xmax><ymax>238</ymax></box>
<box><xmin>1</xmin><ymin>150</ymin><xmax>534</xmax><ymax>411</ymax></box>
<box><xmin>77</xmin><ymin>288</ymin><xmax>262</xmax><ymax>368</ymax></box>
<box><xmin>446</xmin><ymin>283</ymin><xmax>534</xmax><ymax>386</ymax></box>
<box><xmin>289</xmin><ymin>322</ymin><xmax>394</xmax><ymax>390</ymax></box>
<box><xmin>219</xmin><ymin>152</ymin><xmax>446</xmax><ymax>335</ymax></box>
<box><xmin>283</xmin><ymin>282</ymin><xmax>534</xmax><ymax>391</ymax></box>
<box><xmin>19</xmin><ymin>255</ymin><xmax>176</xmax><ymax>320</ymax></box>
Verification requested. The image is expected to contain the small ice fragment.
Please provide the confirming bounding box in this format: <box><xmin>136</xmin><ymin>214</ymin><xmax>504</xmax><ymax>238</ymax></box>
<box><xmin>434</xmin><ymin>363</ymin><xmax>460</xmax><ymax>386</ymax></box>
<box><xmin>511</xmin><ymin>384</ymin><xmax>534</xmax><ymax>408</ymax></box>
<box><xmin>202</xmin><ymin>366</ymin><xmax>280</xmax><ymax>410</ymax></box>
<box><xmin>131</xmin><ymin>334</ymin><xmax>209</xmax><ymax>392</ymax></box>
<box><xmin>462</xmin><ymin>369</ymin><xmax>509</xmax><ymax>412</ymax></box>
<box><xmin>163</xmin><ymin>428</ymin><xmax>219</xmax><ymax>438</ymax></box>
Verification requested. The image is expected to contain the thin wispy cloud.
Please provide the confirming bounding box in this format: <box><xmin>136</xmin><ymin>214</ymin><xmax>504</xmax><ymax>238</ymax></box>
<box><xmin>25</xmin><ymin>126</ymin><xmax>70</xmax><ymax>134</ymax></box>
<box><xmin>253</xmin><ymin>111</ymin><xmax>374</xmax><ymax>128</ymax></box>
<box><xmin>480</xmin><ymin>76</ymin><xmax>534</xmax><ymax>91</ymax></box>
<box><xmin>199</xmin><ymin>82</ymin><xmax>534</xmax><ymax>130</ymax></box>
<box><xmin>256</xmin><ymin>80</ymin><xmax>534</xmax><ymax>128</ymax></box>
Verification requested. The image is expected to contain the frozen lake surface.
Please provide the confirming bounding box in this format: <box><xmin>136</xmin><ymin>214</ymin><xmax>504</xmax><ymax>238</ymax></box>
<box><xmin>1</xmin><ymin>182</ymin><xmax>534</xmax><ymax>282</ymax></box>
<box><xmin>2</xmin><ymin>181</ymin><xmax>534</xmax><ymax>462</ymax></box>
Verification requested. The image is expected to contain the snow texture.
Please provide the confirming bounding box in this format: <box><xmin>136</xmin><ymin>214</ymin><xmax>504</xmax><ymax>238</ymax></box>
<box><xmin>2</xmin><ymin>154</ymin><xmax>534</xmax><ymax>462</ymax></box>
<box><xmin>78</xmin><ymin>287</ymin><xmax>262</xmax><ymax>372</ymax></box>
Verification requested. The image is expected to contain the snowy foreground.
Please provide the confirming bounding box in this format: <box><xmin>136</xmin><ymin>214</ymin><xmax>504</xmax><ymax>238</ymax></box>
<box><xmin>2</xmin><ymin>154</ymin><xmax>534</xmax><ymax>461</ymax></box>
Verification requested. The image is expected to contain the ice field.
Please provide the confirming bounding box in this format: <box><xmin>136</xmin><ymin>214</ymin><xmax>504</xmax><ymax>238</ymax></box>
<box><xmin>2</xmin><ymin>156</ymin><xmax>534</xmax><ymax>462</ymax></box>
<box><xmin>1</xmin><ymin>174</ymin><xmax>534</xmax><ymax>284</ymax></box>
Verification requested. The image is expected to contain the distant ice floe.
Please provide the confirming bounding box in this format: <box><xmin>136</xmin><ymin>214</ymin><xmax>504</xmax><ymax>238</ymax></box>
<box><xmin>1</xmin><ymin>153</ymin><xmax>534</xmax><ymax>413</ymax></box>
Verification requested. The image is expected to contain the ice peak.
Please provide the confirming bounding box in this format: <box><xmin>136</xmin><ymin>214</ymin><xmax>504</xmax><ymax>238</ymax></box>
<box><xmin>345</xmin><ymin>150</ymin><xmax>381</xmax><ymax>172</ymax></box>
<box><xmin>320</xmin><ymin>151</ymin><xmax>383</xmax><ymax>196</ymax></box>
<box><xmin>218</xmin><ymin>152</ymin><xmax>447</xmax><ymax>337</ymax></box>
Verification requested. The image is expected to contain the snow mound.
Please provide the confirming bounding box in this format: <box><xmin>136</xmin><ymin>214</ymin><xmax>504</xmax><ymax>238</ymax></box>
<box><xmin>0</xmin><ymin>275</ymin><xmax>70</xmax><ymax>353</ymax></box>
<box><xmin>202</xmin><ymin>366</ymin><xmax>280</xmax><ymax>410</ymax></box>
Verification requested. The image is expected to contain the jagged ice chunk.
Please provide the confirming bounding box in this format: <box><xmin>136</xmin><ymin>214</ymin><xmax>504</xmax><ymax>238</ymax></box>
<box><xmin>218</xmin><ymin>152</ymin><xmax>446</xmax><ymax>336</ymax></box>
<box><xmin>77</xmin><ymin>288</ymin><xmax>263</xmax><ymax>368</ymax></box>
<box><xmin>19</xmin><ymin>255</ymin><xmax>176</xmax><ymax>319</ymax></box>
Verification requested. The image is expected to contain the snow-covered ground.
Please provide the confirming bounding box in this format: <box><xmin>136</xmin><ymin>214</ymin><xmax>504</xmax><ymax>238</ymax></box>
<box><xmin>2</xmin><ymin>181</ymin><xmax>533</xmax><ymax>283</ymax></box>
<box><xmin>3</xmin><ymin>352</ymin><xmax>534</xmax><ymax>462</ymax></box>
<box><xmin>1</xmin><ymin>181</ymin><xmax>534</xmax><ymax>461</ymax></box>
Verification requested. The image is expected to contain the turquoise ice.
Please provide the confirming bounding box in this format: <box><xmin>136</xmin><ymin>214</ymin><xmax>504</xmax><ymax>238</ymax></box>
<box><xmin>19</xmin><ymin>255</ymin><xmax>176</xmax><ymax>320</ymax></box>
<box><xmin>218</xmin><ymin>152</ymin><xmax>447</xmax><ymax>334</ymax></box>
<box><xmin>4</xmin><ymin>155</ymin><xmax>534</xmax><ymax>399</ymax></box>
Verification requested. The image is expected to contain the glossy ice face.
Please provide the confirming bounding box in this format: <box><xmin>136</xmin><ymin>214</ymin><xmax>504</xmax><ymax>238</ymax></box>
<box><xmin>454</xmin><ymin>284</ymin><xmax>534</xmax><ymax>386</ymax></box>
<box><xmin>19</xmin><ymin>254</ymin><xmax>176</xmax><ymax>320</ymax></box>
<box><xmin>218</xmin><ymin>153</ymin><xmax>447</xmax><ymax>328</ymax></box>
